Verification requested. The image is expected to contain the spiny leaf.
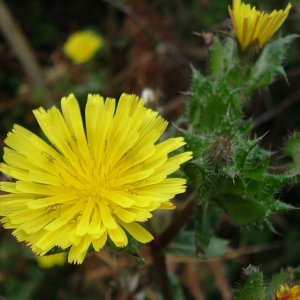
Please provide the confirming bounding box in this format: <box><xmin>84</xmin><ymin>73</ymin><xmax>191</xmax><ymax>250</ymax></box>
<box><xmin>247</xmin><ymin>35</ymin><xmax>298</xmax><ymax>90</ymax></box>
<box><xmin>285</xmin><ymin>131</ymin><xmax>300</xmax><ymax>162</ymax></box>
<box><xmin>210</xmin><ymin>36</ymin><xmax>238</xmax><ymax>77</ymax></box>
<box><xmin>184</xmin><ymin>132</ymin><xmax>212</xmax><ymax>158</ymax></box>
<box><xmin>210</xmin><ymin>36</ymin><xmax>224</xmax><ymax>77</ymax></box>
<box><xmin>189</xmin><ymin>71</ymin><xmax>243</xmax><ymax>131</ymax></box>
<box><xmin>215</xmin><ymin>193</ymin><xmax>267</xmax><ymax>225</ymax></box>
<box><xmin>285</xmin><ymin>131</ymin><xmax>300</xmax><ymax>174</ymax></box>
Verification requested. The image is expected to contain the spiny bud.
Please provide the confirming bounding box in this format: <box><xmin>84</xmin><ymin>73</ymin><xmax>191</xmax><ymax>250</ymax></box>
<box><xmin>235</xmin><ymin>265</ymin><xmax>266</xmax><ymax>300</ymax></box>
<box><xmin>207</xmin><ymin>135</ymin><xmax>233</xmax><ymax>168</ymax></box>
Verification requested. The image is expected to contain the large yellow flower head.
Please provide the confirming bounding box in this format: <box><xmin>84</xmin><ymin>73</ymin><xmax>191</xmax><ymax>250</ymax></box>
<box><xmin>63</xmin><ymin>30</ymin><xmax>104</xmax><ymax>64</ymax></box>
<box><xmin>274</xmin><ymin>284</ymin><xmax>300</xmax><ymax>299</ymax></box>
<box><xmin>229</xmin><ymin>0</ymin><xmax>292</xmax><ymax>50</ymax></box>
<box><xmin>0</xmin><ymin>93</ymin><xmax>192</xmax><ymax>264</ymax></box>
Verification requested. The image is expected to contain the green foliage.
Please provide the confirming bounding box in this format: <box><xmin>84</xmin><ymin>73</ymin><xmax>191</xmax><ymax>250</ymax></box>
<box><xmin>235</xmin><ymin>266</ymin><xmax>266</xmax><ymax>300</ymax></box>
<box><xmin>235</xmin><ymin>267</ymin><xmax>300</xmax><ymax>300</ymax></box>
<box><xmin>169</xmin><ymin>274</ymin><xmax>186</xmax><ymax>300</ymax></box>
<box><xmin>189</xmin><ymin>70</ymin><xmax>242</xmax><ymax>131</ymax></box>
<box><xmin>285</xmin><ymin>131</ymin><xmax>300</xmax><ymax>174</ymax></box>
<box><xmin>208</xmin><ymin>35</ymin><xmax>297</xmax><ymax>98</ymax></box>
<box><xmin>194</xmin><ymin>201</ymin><xmax>221</xmax><ymax>249</ymax></box>
<box><xmin>209</xmin><ymin>37</ymin><xmax>239</xmax><ymax>78</ymax></box>
<box><xmin>184</xmin><ymin>123</ymin><xmax>291</xmax><ymax>227</ymax></box>
<box><xmin>247</xmin><ymin>35</ymin><xmax>298</xmax><ymax>91</ymax></box>
<box><xmin>216</xmin><ymin>194</ymin><xmax>267</xmax><ymax>225</ymax></box>
<box><xmin>204</xmin><ymin>236</ymin><xmax>228</xmax><ymax>258</ymax></box>
<box><xmin>170</xmin><ymin>230</ymin><xmax>196</xmax><ymax>256</ymax></box>
<box><xmin>182</xmin><ymin>31</ymin><xmax>296</xmax><ymax>273</ymax></box>
<box><xmin>266</xmin><ymin>270</ymin><xmax>291</xmax><ymax>299</ymax></box>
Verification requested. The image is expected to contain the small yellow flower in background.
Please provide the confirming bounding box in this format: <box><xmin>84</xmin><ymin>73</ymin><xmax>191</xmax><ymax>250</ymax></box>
<box><xmin>37</xmin><ymin>253</ymin><xmax>67</xmax><ymax>269</ymax></box>
<box><xmin>63</xmin><ymin>30</ymin><xmax>104</xmax><ymax>64</ymax></box>
<box><xmin>0</xmin><ymin>93</ymin><xmax>192</xmax><ymax>264</ymax></box>
<box><xmin>229</xmin><ymin>0</ymin><xmax>292</xmax><ymax>50</ymax></box>
<box><xmin>274</xmin><ymin>284</ymin><xmax>300</xmax><ymax>300</ymax></box>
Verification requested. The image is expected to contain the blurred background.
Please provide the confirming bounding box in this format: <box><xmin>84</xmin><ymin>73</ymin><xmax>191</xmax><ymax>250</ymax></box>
<box><xmin>0</xmin><ymin>0</ymin><xmax>300</xmax><ymax>299</ymax></box>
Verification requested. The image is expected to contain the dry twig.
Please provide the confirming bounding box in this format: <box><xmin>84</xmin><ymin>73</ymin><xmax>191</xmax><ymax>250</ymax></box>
<box><xmin>0</xmin><ymin>0</ymin><xmax>52</xmax><ymax>106</ymax></box>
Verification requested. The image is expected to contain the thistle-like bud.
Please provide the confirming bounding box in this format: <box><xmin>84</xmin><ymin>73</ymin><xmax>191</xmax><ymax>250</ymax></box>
<box><xmin>207</xmin><ymin>136</ymin><xmax>233</xmax><ymax>168</ymax></box>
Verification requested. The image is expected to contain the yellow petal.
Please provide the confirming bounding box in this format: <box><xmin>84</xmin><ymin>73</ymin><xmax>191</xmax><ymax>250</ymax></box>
<box><xmin>120</xmin><ymin>221</ymin><xmax>153</xmax><ymax>243</ymax></box>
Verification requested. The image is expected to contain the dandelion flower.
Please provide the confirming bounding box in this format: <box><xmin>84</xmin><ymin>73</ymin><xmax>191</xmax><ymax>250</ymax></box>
<box><xmin>0</xmin><ymin>93</ymin><xmax>192</xmax><ymax>264</ymax></box>
<box><xmin>63</xmin><ymin>30</ymin><xmax>104</xmax><ymax>64</ymax></box>
<box><xmin>274</xmin><ymin>284</ymin><xmax>300</xmax><ymax>300</ymax></box>
<box><xmin>229</xmin><ymin>0</ymin><xmax>292</xmax><ymax>50</ymax></box>
<box><xmin>37</xmin><ymin>253</ymin><xmax>67</xmax><ymax>269</ymax></box>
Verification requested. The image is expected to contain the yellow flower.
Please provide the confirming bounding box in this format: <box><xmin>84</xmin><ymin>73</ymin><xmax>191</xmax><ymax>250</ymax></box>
<box><xmin>63</xmin><ymin>30</ymin><xmax>104</xmax><ymax>64</ymax></box>
<box><xmin>274</xmin><ymin>284</ymin><xmax>300</xmax><ymax>299</ymax></box>
<box><xmin>229</xmin><ymin>0</ymin><xmax>292</xmax><ymax>50</ymax></box>
<box><xmin>37</xmin><ymin>253</ymin><xmax>67</xmax><ymax>269</ymax></box>
<box><xmin>0</xmin><ymin>93</ymin><xmax>192</xmax><ymax>264</ymax></box>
